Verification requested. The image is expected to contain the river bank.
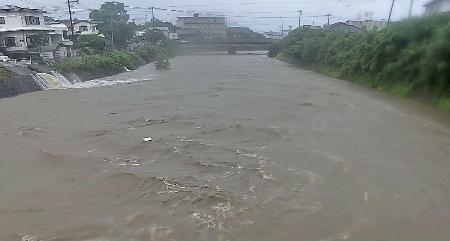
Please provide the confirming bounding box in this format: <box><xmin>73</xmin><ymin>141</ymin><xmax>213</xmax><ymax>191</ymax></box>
<box><xmin>0</xmin><ymin>46</ymin><xmax>170</xmax><ymax>99</ymax></box>
<box><xmin>271</xmin><ymin>14</ymin><xmax>450</xmax><ymax>113</ymax></box>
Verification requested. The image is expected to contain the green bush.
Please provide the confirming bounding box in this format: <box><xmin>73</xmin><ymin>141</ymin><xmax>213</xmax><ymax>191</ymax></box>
<box><xmin>135</xmin><ymin>46</ymin><xmax>167</xmax><ymax>62</ymax></box>
<box><xmin>55</xmin><ymin>51</ymin><xmax>142</xmax><ymax>76</ymax></box>
<box><xmin>75</xmin><ymin>35</ymin><xmax>112</xmax><ymax>55</ymax></box>
<box><xmin>276</xmin><ymin>14</ymin><xmax>450</xmax><ymax>109</ymax></box>
<box><xmin>55</xmin><ymin>42</ymin><xmax>176</xmax><ymax>80</ymax></box>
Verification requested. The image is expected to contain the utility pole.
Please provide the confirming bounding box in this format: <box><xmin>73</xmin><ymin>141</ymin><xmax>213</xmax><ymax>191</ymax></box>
<box><xmin>387</xmin><ymin>0</ymin><xmax>396</xmax><ymax>27</ymax></box>
<box><xmin>67</xmin><ymin>0</ymin><xmax>78</xmax><ymax>41</ymax></box>
<box><xmin>326</xmin><ymin>14</ymin><xmax>332</xmax><ymax>26</ymax></box>
<box><xmin>281</xmin><ymin>17</ymin><xmax>284</xmax><ymax>38</ymax></box>
<box><xmin>151</xmin><ymin>7</ymin><xmax>155</xmax><ymax>30</ymax></box>
<box><xmin>67</xmin><ymin>0</ymin><xmax>78</xmax><ymax>57</ymax></box>
<box><xmin>110</xmin><ymin>15</ymin><xmax>115</xmax><ymax>51</ymax></box>
<box><xmin>298</xmin><ymin>10</ymin><xmax>302</xmax><ymax>29</ymax></box>
<box><xmin>408</xmin><ymin>0</ymin><xmax>414</xmax><ymax>18</ymax></box>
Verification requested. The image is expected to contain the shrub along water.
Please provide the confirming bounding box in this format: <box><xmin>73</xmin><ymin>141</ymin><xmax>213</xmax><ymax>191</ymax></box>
<box><xmin>55</xmin><ymin>46</ymin><xmax>170</xmax><ymax>80</ymax></box>
<box><xmin>272</xmin><ymin>14</ymin><xmax>450</xmax><ymax>111</ymax></box>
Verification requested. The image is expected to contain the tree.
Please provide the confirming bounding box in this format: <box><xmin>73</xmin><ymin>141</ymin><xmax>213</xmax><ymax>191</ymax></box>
<box><xmin>137</xmin><ymin>19</ymin><xmax>178</xmax><ymax>32</ymax></box>
<box><xmin>143</xmin><ymin>29</ymin><xmax>167</xmax><ymax>45</ymax></box>
<box><xmin>75</xmin><ymin>35</ymin><xmax>112</xmax><ymax>55</ymax></box>
<box><xmin>89</xmin><ymin>1</ymin><xmax>135</xmax><ymax>49</ymax></box>
<box><xmin>89</xmin><ymin>1</ymin><xmax>129</xmax><ymax>23</ymax></box>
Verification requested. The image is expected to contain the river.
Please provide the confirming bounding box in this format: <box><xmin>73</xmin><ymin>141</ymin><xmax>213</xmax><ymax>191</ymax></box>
<box><xmin>1</xmin><ymin>54</ymin><xmax>450</xmax><ymax>241</ymax></box>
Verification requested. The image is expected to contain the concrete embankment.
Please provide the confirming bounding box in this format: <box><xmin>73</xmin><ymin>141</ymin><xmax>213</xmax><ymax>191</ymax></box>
<box><xmin>0</xmin><ymin>65</ymin><xmax>84</xmax><ymax>99</ymax></box>
<box><xmin>0</xmin><ymin>66</ymin><xmax>41</xmax><ymax>98</ymax></box>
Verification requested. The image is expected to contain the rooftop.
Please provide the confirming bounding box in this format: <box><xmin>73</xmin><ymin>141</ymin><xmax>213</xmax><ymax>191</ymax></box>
<box><xmin>326</xmin><ymin>22</ymin><xmax>364</xmax><ymax>32</ymax></box>
<box><xmin>0</xmin><ymin>5</ymin><xmax>44</xmax><ymax>13</ymax></box>
<box><xmin>0</xmin><ymin>26</ymin><xmax>54</xmax><ymax>33</ymax></box>
<box><xmin>59</xmin><ymin>19</ymin><xmax>99</xmax><ymax>27</ymax></box>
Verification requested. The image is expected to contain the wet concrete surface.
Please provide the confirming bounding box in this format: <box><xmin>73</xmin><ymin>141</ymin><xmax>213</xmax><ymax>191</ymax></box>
<box><xmin>1</xmin><ymin>54</ymin><xmax>450</xmax><ymax>241</ymax></box>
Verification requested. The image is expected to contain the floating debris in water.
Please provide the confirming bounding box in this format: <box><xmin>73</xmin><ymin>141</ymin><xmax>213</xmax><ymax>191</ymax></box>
<box><xmin>142</xmin><ymin>137</ymin><xmax>153</xmax><ymax>142</ymax></box>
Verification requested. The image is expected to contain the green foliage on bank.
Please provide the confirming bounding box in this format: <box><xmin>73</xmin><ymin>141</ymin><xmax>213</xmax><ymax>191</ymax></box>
<box><xmin>55</xmin><ymin>46</ymin><xmax>169</xmax><ymax>79</ymax></box>
<box><xmin>55</xmin><ymin>51</ymin><xmax>140</xmax><ymax>75</ymax></box>
<box><xmin>89</xmin><ymin>1</ymin><xmax>136</xmax><ymax>48</ymax></box>
<box><xmin>273</xmin><ymin>14</ymin><xmax>450</xmax><ymax>111</ymax></box>
<box><xmin>75</xmin><ymin>35</ymin><xmax>112</xmax><ymax>55</ymax></box>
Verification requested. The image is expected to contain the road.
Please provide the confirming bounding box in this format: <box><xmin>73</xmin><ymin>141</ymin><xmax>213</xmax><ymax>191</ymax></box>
<box><xmin>1</xmin><ymin>54</ymin><xmax>450</xmax><ymax>241</ymax></box>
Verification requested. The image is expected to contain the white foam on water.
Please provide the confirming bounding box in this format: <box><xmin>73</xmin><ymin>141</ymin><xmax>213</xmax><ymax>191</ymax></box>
<box><xmin>68</xmin><ymin>78</ymin><xmax>152</xmax><ymax>89</ymax></box>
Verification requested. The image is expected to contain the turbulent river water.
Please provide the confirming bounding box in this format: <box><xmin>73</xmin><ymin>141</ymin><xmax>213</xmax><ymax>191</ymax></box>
<box><xmin>1</xmin><ymin>54</ymin><xmax>450</xmax><ymax>241</ymax></box>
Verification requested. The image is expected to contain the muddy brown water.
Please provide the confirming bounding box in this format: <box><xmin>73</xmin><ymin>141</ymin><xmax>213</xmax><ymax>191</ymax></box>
<box><xmin>1</xmin><ymin>54</ymin><xmax>450</xmax><ymax>241</ymax></box>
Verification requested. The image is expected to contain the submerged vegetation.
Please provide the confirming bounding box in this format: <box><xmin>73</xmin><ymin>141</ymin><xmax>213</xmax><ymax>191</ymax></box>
<box><xmin>271</xmin><ymin>14</ymin><xmax>450</xmax><ymax>111</ymax></box>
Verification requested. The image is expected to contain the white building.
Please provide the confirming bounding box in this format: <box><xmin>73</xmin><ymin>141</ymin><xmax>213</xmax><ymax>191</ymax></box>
<box><xmin>155</xmin><ymin>27</ymin><xmax>178</xmax><ymax>40</ymax></box>
<box><xmin>263</xmin><ymin>31</ymin><xmax>283</xmax><ymax>40</ymax></box>
<box><xmin>0</xmin><ymin>5</ymin><xmax>72</xmax><ymax>59</ymax></box>
<box><xmin>177</xmin><ymin>13</ymin><xmax>226</xmax><ymax>40</ymax></box>
<box><xmin>424</xmin><ymin>0</ymin><xmax>450</xmax><ymax>15</ymax></box>
<box><xmin>62</xmin><ymin>20</ymin><xmax>99</xmax><ymax>36</ymax></box>
<box><xmin>135</xmin><ymin>27</ymin><xmax>179</xmax><ymax>40</ymax></box>
<box><xmin>47</xmin><ymin>22</ymin><xmax>72</xmax><ymax>47</ymax></box>
<box><xmin>345</xmin><ymin>20</ymin><xmax>386</xmax><ymax>32</ymax></box>
<box><xmin>0</xmin><ymin>5</ymin><xmax>53</xmax><ymax>55</ymax></box>
<box><xmin>74</xmin><ymin>20</ymin><xmax>99</xmax><ymax>35</ymax></box>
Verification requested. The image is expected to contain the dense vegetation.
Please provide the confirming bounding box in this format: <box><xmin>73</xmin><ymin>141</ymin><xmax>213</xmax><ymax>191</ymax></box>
<box><xmin>271</xmin><ymin>14</ymin><xmax>450</xmax><ymax>111</ymax></box>
<box><xmin>74</xmin><ymin>35</ymin><xmax>113</xmax><ymax>55</ymax></box>
<box><xmin>88</xmin><ymin>1</ymin><xmax>177</xmax><ymax>50</ymax></box>
<box><xmin>55</xmin><ymin>46</ymin><xmax>169</xmax><ymax>80</ymax></box>
<box><xmin>89</xmin><ymin>1</ymin><xmax>136</xmax><ymax>48</ymax></box>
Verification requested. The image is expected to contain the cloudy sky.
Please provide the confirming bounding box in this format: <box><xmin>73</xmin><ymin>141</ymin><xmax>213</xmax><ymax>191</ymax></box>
<box><xmin>8</xmin><ymin>0</ymin><xmax>431</xmax><ymax>32</ymax></box>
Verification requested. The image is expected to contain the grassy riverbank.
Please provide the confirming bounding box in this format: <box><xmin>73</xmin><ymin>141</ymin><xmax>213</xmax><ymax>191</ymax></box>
<box><xmin>271</xmin><ymin>14</ymin><xmax>450</xmax><ymax>112</ymax></box>
<box><xmin>55</xmin><ymin>46</ymin><xmax>170</xmax><ymax>80</ymax></box>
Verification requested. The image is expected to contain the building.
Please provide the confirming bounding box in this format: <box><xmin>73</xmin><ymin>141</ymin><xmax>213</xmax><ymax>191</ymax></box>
<box><xmin>156</xmin><ymin>27</ymin><xmax>170</xmax><ymax>38</ymax></box>
<box><xmin>176</xmin><ymin>13</ymin><xmax>226</xmax><ymax>40</ymax></box>
<box><xmin>135</xmin><ymin>27</ymin><xmax>178</xmax><ymax>40</ymax></box>
<box><xmin>0</xmin><ymin>5</ymin><xmax>54</xmax><ymax>56</ymax></box>
<box><xmin>47</xmin><ymin>22</ymin><xmax>72</xmax><ymax>46</ymax></box>
<box><xmin>263</xmin><ymin>31</ymin><xmax>283</xmax><ymax>40</ymax></box>
<box><xmin>47</xmin><ymin>22</ymin><xmax>73</xmax><ymax>60</ymax></box>
<box><xmin>61</xmin><ymin>20</ymin><xmax>99</xmax><ymax>36</ymax></box>
<box><xmin>345</xmin><ymin>20</ymin><xmax>386</xmax><ymax>32</ymax></box>
<box><xmin>227</xmin><ymin>27</ymin><xmax>265</xmax><ymax>40</ymax></box>
<box><xmin>424</xmin><ymin>0</ymin><xmax>450</xmax><ymax>15</ymax></box>
<box><xmin>0</xmin><ymin>5</ymin><xmax>73</xmax><ymax>60</ymax></box>
<box><xmin>326</xmin><ymin>22</ymin><xmax>364</xmax><ymax>33</ymax></box>
<box><xmin>227</xmin><ymin>27</ymin><xmax>252</xmax><ymax>40</ymax></box>
<box><xmin>302</xmin><ymin>25</ymin><xmax>323</xmax><ymax>30</ymax></box>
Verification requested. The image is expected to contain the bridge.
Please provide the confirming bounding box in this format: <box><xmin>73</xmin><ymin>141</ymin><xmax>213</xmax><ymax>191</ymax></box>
<box><xmin>178</xmin><ymin>40</ymin><xmax>279</xmax><ymax>52</ymax></box>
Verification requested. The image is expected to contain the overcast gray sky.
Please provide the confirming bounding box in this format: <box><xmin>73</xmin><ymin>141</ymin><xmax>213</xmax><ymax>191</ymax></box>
<box><xmin>8</xmin><ymin>0</ymin><xmax>431</xmax><ymax>32</ymax></box>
